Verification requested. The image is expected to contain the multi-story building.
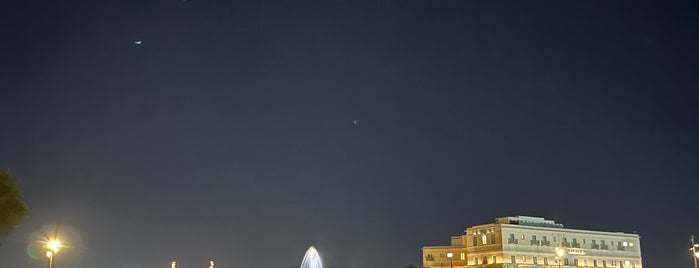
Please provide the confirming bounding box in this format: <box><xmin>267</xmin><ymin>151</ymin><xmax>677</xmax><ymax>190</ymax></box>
<box><xmin>423</xmin><ymin>216</ymin><xmax>642</xmax><ymax>268</ymax></box>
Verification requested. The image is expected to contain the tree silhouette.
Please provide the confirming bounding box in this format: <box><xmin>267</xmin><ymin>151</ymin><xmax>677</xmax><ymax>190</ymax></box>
<box><xmin>0</xmin><ymin>170</ymin><xmax>30</xmax><ymax>238</ymax></box>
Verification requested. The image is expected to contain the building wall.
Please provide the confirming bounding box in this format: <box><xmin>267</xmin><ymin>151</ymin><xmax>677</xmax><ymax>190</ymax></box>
<box><xmin>466</xmin><ymin>223</ymin><xmax>504</xmax><ymax>266</ymax></box>
<box><xmin>423</xmin><ymin>246</ymin><xmax>468</xmax><ymax>268</ymax></box>
<box><xmin>500</xmin><ymin>224</ymin><xmax>642</xmax><ymax>268</ymax></box>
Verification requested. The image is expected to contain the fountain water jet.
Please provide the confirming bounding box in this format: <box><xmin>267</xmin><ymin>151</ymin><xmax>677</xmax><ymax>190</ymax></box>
<box><xmin>300</xmin><ymin>246</ymin><xmax>323</xmax><ymax>268</ymax></box>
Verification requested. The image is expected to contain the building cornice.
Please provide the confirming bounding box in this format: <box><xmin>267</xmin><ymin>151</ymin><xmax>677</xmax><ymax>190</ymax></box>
<box><xmin>499</xmin><ymin>224</ymin><xmax>640</xmax><ymax>238</ymax></box>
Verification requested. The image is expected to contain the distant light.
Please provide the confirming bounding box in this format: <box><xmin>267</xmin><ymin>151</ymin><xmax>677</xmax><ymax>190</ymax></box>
<box><xmin>47</xmin><ymin>239</ymin><xmax>61</xmax><ymax>253</ymax></box>
<box><xmin>622</xmin><ymin>242</ymin><xmax>628</xmax><ymax>247</ymax></box>
<box><xmin>624</xmin><ymin>260</ymin><xmax>631</xmax><ymax>266</ymax></box>
<box><xmin>695</xmin><ymin>252</ymin><xmax>699</xmax><ymax>258</ymax></box>
<box><xmin>555</xmin><ymin>247</ymin><xmax>565</xmax><ymax>257</ymax></box>
<box><xmin>134</xmin><ymin>41</ymin><xmax>142</xmax><ymax>45</ymax></box>
<box><xmin>209</xmin><ymin>260</ymin><xmax>215</xmax><ymax>268</ymax></box>
<box><xmin>447</xmin><ymin>252</ymin><xmax>453</xmax><ymax>258</ymax></box>
<box><xmin>46</xmin><ymin>251</ymin><xmax>53</xmax><ymax>258</ymax></box>
<box><xmin>171</xmin><ymin>261</ymin><xmax>176</xmax><ymax>268</ymax></box>
<box><xmin>629</xmin><ymin>242</ymin><xmax>634</xmax><ymax>247</ymax></box>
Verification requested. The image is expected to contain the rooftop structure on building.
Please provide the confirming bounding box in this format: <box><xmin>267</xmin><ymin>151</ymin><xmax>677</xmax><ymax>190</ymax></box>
<box><xmin>495</xmin><ymin>216</ymin><xmax>564</xmax><ymax>228</ymax></box>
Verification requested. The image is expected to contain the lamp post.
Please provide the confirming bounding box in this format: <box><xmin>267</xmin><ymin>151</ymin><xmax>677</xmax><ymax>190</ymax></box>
<box><xmin>446</xmin><ymin>252</ymin><xmax>453</xmax><ymax>268</ymax></box>
<box><xmin>555</xmin><ymin>247</ymin><xmax>565</xmax><ymax>268</ymax></box>
<box><xmin>691</xmin><ymin>235</ymin><xmax>698</xmax><ymax>268</ymax></box>
<box><xmin>45</xmin><ymin>239</ymin><xmax>61</xmax><ymax>268</ymax></box>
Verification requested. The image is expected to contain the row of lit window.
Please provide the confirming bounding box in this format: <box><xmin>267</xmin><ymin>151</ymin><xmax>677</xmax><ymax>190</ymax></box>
<box><xmin>462</xmin><ymin>256</ymin><xmax>632</xmax><ymax>267</ymax></box>
<box><xmin>427</xmin><ymin>253</ymin><xmax>635</xmax><ymax>267</ymax></box>
<box><xmin>507</xmin><ymin>233</ymin><xmax>636</xmax><ymax>248</ymax></box>
<box><xmin>499</xmin><ymin>255</ymin><xmax>634</xmax><ymax>267</ymax></box>
<box><xmin>425</xmin><ymin>252</ymin><xmax>466</xmax><ymax>261</ymax></box>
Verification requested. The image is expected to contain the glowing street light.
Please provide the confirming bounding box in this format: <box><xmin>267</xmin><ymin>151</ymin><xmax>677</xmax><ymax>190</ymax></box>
<box><xmin>446</xmin><ymin>252</ymin><xmax>453</xmax><ymax>268</ymax></box>
<box><xmin>48</xmin><ymin>240</ymin><xmax>61</xmax><ymax>253</ymax></box>
<box><xmin>690</xmin><ymin>235</ymin><xmax>699</xmax><ymax>268</ymax></box>
<box><xmin>45</xmin><ymin>239</ymin><xmax>62</xmax><ymax>268</ymax></box>
<box><xmin>555</xmin><ymin>247</ymin><xmax>565</xmax><ymax>268</ymax></box>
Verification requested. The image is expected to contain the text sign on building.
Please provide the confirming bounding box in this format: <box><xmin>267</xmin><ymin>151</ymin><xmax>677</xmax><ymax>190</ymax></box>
<box><xmin>567</xmin><ymin>249</ymin><xmax>587</xmax><ymax>255</ymax></box>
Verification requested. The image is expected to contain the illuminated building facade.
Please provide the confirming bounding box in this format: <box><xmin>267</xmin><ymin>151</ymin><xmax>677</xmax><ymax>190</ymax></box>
<box><xmin>423</xmin><ymin>216</ymin><xmax>642</xmax><ymax>268</ymax></box>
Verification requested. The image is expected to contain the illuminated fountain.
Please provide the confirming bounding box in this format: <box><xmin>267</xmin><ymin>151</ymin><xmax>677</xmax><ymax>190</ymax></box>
<box><xmin>300</xmin><ymin>246</ymin><xmax>323</xmax><ymax>268</ymax></box>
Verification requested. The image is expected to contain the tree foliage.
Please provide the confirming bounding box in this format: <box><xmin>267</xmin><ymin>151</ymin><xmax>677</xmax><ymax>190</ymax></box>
<box><xmin>0</xmin><ymin>170</ymin><xmax>30</xmax><ymax>236</ymax></box>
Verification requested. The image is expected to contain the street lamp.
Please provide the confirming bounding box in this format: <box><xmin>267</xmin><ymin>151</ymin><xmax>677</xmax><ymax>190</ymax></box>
<box><xmin>446</xmin><ymin>252</ymin><xmax>453</xmax><ymax>268</ymax></box>
<box><xmin>555</xmin><ymin>247</ymin><xmax>565</xmax><ymax>268</ymax></box>
<box><xmin>45</xmin><ymin>239</ymin><xmax>61</xmax><ymax>268</ymax></box>
<box><xmin>690</xmin><ymin>235</ymin><xmax>698</xmax><ymax>268</ymax></box>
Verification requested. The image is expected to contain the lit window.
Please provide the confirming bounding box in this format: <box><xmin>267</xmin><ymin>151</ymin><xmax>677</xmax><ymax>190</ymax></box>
<box><xmin>623</xmin><ymin>242</ymin><xmax>628</xmax><ymax>247</ymax></box>
<box><xmin>482</xmin><ymin>234</ymin><xmax>487</xmax><ymax>245</ymax></box>
<box><xmin>624</xmin><ymin>260</ymin><xmax>631</xmax><ymax>266</ymax></box>
<box><xmin>520</xmin><ymin>234</ymin><xmax>525</xmax><ymax>239</ymax></box>
<box><xmin>460</xmin><ymin>253</ymin><xmax>465</xmax><ymax>260</ymax></box>
<box><xmin>475</xmin><ymin>257</ymin><xmax>478</xmax><ymax>264</ymax></box>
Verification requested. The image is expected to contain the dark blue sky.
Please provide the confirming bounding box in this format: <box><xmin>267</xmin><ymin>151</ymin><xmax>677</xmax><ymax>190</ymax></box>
<box><xmin>1</xmin><ymin>1</ymin><xmax>698</xmax><ymax>267</ymax></box>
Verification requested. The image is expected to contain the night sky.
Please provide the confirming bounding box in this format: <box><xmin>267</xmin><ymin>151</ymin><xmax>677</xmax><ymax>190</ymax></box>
<box><xmin>1</xmin><ymin>1</ymin><xmax>698</xmax><ymax>268</ymax></box>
